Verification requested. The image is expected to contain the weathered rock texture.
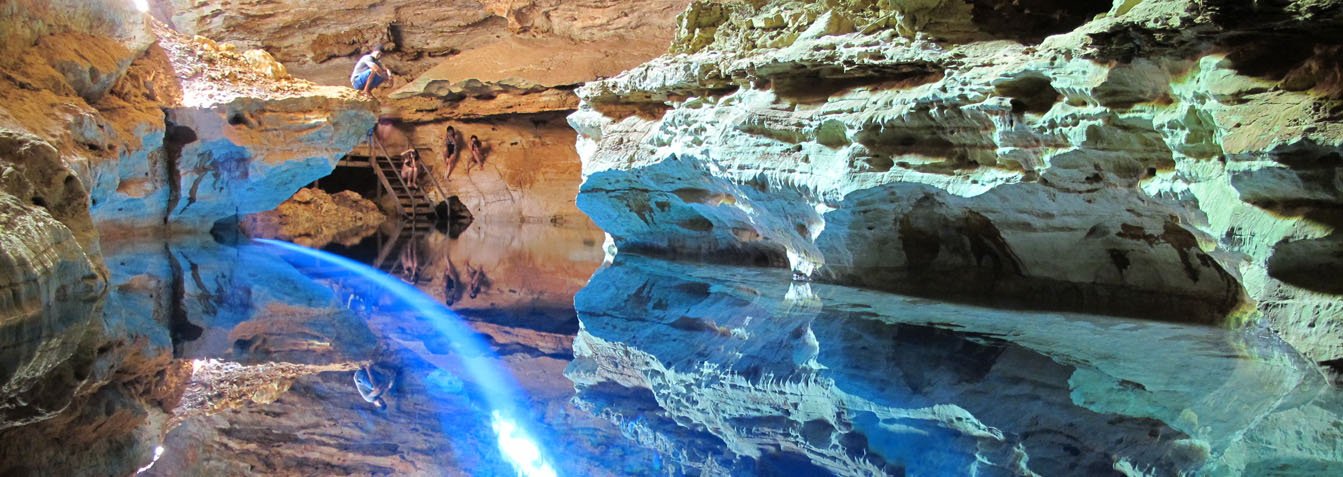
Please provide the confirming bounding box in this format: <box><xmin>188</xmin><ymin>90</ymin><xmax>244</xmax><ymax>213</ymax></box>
<box><xmin>90</xmin><ymin>22</ymin><xmax>375</xmax><ymax>233</ymax></box>
<box><xmin>572</xmin><ymin>0</ymin><xmax>1343</xmax><ymax>360</ymax></box>
<box><xmin>1</xmin><ymin>1</ymin><xmax>373</xmax><ymax>474</ymax></box>
<box><xmin>157</xmin><ymin>0</ymin><xmax>692</xmax><ymax>91</ymax></box>
<box><xmin>241</xmin><ymin>188</ymin><xmax>385</xmax><ymax>248</ymax></box>
<box><xmin>157</xmin><ymin>0</ymin><xmax>693</xmax><ymax>223</ymax></box>
<box><xmin>569</xmin><ymin>256</ymin><xmax>1342</xmax><ymax>476</ymax></box>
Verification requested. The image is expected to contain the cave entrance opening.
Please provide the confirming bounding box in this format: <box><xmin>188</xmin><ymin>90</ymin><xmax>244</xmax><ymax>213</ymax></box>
<box><xmin>314</xmin><ymin>154</ymin><xmax>475</xmax><ymax>231</ymax></box>
<box><xmin>316</xmin><ymin>156</ymin><xmax>380</xmax><ymax>198</ymax></box>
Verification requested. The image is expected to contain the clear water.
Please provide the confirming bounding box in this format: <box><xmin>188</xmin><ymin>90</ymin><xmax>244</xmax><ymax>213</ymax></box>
<box><xmin>52</xmin><ymin>223</ymin><xmax>1343</xmax><ymax>475</ymax></box>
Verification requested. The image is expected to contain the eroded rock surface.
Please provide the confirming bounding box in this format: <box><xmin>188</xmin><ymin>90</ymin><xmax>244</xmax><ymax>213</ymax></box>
<box><xmin>157</xmin><ymin>0</ymin><xmax>692</xmax><ymax>92</ymax></box>
<box><xmin>90</xmin><ymin>22</ymin><xmax>375</xmax><ymax>233</ymax></box>
<box><xmin>241</xmin><ymin>188</ymin><xmax>385</xmax><ymax>248</ymax></box>
<box><xmin>1</xmin><ymin>2</ymin><xmax>375</xmax><ymax>473</ymax></box>
<box><xmin>572</xmin><ymin>0</ymin><xmax>1343</xmax><ymax>359</ymax></box>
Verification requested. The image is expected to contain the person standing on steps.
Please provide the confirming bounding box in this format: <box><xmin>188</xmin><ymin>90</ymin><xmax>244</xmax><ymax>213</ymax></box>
<box><xmin>351</xmin><ymin>46</ymin><xmax>395</xmax><ymax>96</ymax></box>
<box><xmin>467</xmin><ymin>135</ymin><xmax>486</xmax><ymax>172</ymax></box>
<box><xmin>443</xmin><ymin>126</ymin><xmax>461</xmax><ymax>179</ymax></box>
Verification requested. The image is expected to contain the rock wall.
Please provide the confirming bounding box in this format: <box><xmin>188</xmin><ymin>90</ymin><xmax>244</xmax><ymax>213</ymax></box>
<box><xmin>571</xmin><ymin>0</ymin><xmax>1343</xmax><ymax>361</ymax></box>
<box><xmin>90</xmin><ymin>22</ymin><xmax>375</xmax><ymax>234</ymax></box>
<box><xmin>362</xmin><ymin>113</ymin><xmax>594</xmax><ymax>222</ymax></box>
<box><xmin>157</xmin><ymin>0</ymin><xmax>693</xmax><ymax>223</ymax></box>
<box><xmin>1</xmin><ymin>2</ymin><xmax>375</xmax><ymax>474</ymax></box>
<box><xmin>157</xmin><ymin>0</ymin><xmax>692</xmax><ymax>89</ymax></box>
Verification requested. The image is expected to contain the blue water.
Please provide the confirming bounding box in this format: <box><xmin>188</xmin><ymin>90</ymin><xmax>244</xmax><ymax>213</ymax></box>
<box><xmin>73</xmin><ymin>224</ymin><xmax>1343</xmax><ymax>476</ymax></box>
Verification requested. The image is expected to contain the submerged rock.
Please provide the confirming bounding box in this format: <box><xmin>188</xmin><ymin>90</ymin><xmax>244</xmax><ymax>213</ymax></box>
<box><xmin>572</xmin><ymin>0</ymin><xmax>1343</xmax><ymax>360</ymax></box>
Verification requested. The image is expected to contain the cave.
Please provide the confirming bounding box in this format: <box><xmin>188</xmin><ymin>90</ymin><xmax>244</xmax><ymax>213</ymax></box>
<box><xmin>3</xmin><ymin>1</ymin><xmax>1342</xmax><ymax>476</ymax></box>
<box><xmin>969</xmin><ymin>0</ymin><xmax>1112</xmax><ymax>43</ymax></box>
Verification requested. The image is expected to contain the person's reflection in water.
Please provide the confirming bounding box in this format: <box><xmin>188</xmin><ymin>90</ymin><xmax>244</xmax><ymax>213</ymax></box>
<box><xmin>399</xmin><ymin>237</ymin><xmax>420</xmax><ymax>284</ymax></box>
<box><xmin>466</xmin><ymin>264</ymin><xmax>491</xmax><ymax>299</ymax></box>
<box><xmin>354</xmin><ymin>362</ymin><xmax>397</xmax><ymax>411</ymax></box>
<box><xmin>443</xmin><ymin>257</ymin><xmax>463</xmax><ymax>306</ymax></box>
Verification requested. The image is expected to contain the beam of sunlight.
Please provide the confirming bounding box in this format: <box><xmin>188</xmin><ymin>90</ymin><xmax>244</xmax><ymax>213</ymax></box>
<box><xmin>256</xmin><ymin>239</ymin><xmax>558</xmax><ymax>477</ymax></box>
<box><xmin>133</xmin><ymin>0</ymin><xmax>149</xmax><ymax>12</ymax></box>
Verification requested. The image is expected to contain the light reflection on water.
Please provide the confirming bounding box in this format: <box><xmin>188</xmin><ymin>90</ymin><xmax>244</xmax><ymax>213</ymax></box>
<box><xmin>259</xmin><ymin>238</ymin><xmax>558</xmax><ymax>477</ymax></box>
<box><xmin>58</xmin><ymin>222</ymin><xmax>1343</xmax><ymax>476</ymax></box>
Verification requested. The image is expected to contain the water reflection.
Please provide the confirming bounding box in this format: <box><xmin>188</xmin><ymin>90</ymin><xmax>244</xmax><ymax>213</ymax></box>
<box><xmin>4</xmin><ymin>223</ymin><xmax>1341</xmax><ymax>476</ymax></box>
<box><xmin>570</xmin><ymin>256</ymin><xmax>1343</xmax><ymax>476</ymax></box>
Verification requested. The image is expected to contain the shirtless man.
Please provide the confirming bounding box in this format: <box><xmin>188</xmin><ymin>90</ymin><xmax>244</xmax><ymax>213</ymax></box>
<box><xmin>442</xmin><ymin>126</ymin><xmax>461</xmax><ymax>179</ymax></box>
<box><xmin>467</xmin><ymin>135</ymin><xmax>486</xmax><ymax>172</ymax></box>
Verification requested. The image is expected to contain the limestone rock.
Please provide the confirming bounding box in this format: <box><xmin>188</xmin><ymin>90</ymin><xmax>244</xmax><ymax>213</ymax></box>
<box><xmin>89</xmin><ymin>22</ymin><xmax>376</xmax><ymax>233</ymax></box>
<box><xmin>572</xmin><ymin>0</ymin><xmax>1343</xmax><ymax>360</ymax></box>
<box><xmin>158</xmin><ymin>0</ymin><xmax>692</xmax><ymax>88</ymax></box>
<box><xmin>241</xmin><ymin>188</ymin><xmax>385</xmax><ymax>248</ymax></box>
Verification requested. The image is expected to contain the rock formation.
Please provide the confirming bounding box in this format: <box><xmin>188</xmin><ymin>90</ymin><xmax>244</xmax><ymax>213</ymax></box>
<box><xmin>569</xmin><ymin>256</ymin><xmax>1342</xmax><ymax>476</ymax></box>
<box><xmin>90</xmin><ymin>22</ymin><xmax>375</xmax><ymax>233</ymax></box>
<box><xmin>156</xmin><ymin>0</ymin><xmax>693</xmax><ymax>88</ymax></box>
<box><xmin>571</xmin><ymin>0</ymin><xmax>1343</xmax><ymax>361</ymax></box>
<box><xmin>241</xmin><ymin>188</ymin><xmax>385</xmax><ymax>248</ymax></box>
<box><xmin>1</xmin><ymin>1</ymin><xmax>374</xmax><ymax>474</ymax></box>
<box><xmin>157</xmin><ymin>0</ymin><xmax>694</xmax><ymax>223</ymax></box>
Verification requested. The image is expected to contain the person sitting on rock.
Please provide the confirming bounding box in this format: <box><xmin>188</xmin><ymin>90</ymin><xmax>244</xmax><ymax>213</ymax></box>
<box><xmin>354</xmin><ymin>363</ymin><xmax>395</xmax><ymax>410</ymax></box>
<box><xmin>350</xmin><ymin>46</ymin><xmax>394</xmax><ymax>95</ymax></box>
<box><xmin>400</xmin><ymin>148</ymin><xmax>420</xmax><ymax>189</ymax></box>
<box><xmin>443</xmin><ymin>126</ymin><xmax>461</xmax><ymax>179</ymax></box>
<box><xmin>467</xmin><ymin>135</ymin><xmax>486</xmax><ymax>172</ymax></box>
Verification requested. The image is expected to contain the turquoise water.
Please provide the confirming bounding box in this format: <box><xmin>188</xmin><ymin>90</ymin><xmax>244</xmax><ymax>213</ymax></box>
<box><xmin>14</xmin><ymin>223</ymin><xmax>1340</xmax><ymax>476</ymax></box>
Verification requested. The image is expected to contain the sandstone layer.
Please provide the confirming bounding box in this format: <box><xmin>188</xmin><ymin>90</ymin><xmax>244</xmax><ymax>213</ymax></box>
<box><xmin>571</xmin><ymin>0</ymin><xmax>1343</xmax><ymax>360</ymax></box>
<box><xmin>157</xmin><ymin>0</ymin><xmax>692</xmax><ymax>92</ymax></box>
<box><xmin>241</xmin><ymin>187</ymin><xmax>385</xmax><ymax>248</ymax></box>
<box><xmin>1</xmin><ymin>2</ymin><xmax>375</xmax><ymax>474</ymax></box>
<box><xmin>90</xmin><ymin>22</ymin><xmax>375</xmax><ymax>233</ymax></box>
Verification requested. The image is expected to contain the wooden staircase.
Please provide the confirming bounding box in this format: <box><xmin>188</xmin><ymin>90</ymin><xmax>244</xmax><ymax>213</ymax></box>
<box><xmin>362</xmin><ymin>132</ymin><xmax>436</xmax><ymax>227</ymax></box>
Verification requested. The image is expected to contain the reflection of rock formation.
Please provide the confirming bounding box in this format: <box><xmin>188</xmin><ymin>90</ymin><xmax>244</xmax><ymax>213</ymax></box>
<box><xmin>135</xmin><ymin>224</ymin><xmax>659</xmax><ymax>476</ymax></box>
<box><xmin>571</xmin><ymin>0</ymin><xmax>1343</xmax><ymax>361</ymax></box>
<box><xmin>0</xmin><ymin>236</ymin><xmax>176</xmax><ymax>476</ymax></box>
<box><xmin>569</xmin><ymin>256</ymin><xmax>1343</xmax><ymax>476</ymax></box>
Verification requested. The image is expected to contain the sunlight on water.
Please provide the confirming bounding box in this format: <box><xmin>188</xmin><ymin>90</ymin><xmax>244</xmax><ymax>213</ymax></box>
<box><xmin>257</xmin><ymin>239</ymin><xmax>558</xmax><ymax>477</ymax></box>
<box><xmin>492</xmin><ymin>412</ymin><xmax>558</xmax><ymax>477</ymax></box>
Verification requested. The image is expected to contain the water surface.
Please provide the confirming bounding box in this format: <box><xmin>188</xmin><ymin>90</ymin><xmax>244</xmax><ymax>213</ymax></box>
<box><xmin>9</xmin><ymin>221</ymin><xmax>1340</xmax><ymax>476</ymax></box>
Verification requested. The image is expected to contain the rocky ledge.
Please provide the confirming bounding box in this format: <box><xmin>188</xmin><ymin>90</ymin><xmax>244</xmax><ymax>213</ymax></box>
<box><xmin>571</xmin><ymin>0</ymin><xmax>1343</xmax><ymax>361</ymax></box>
<box><xmin>241</xmin><ymin>188</ymin><xmax>385</xmax><ymax>248</ymax></box>
<box><xmin>1</xmin><ymin>1</ymin><xmax>375</xmax><ymax>473</ymax></box>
